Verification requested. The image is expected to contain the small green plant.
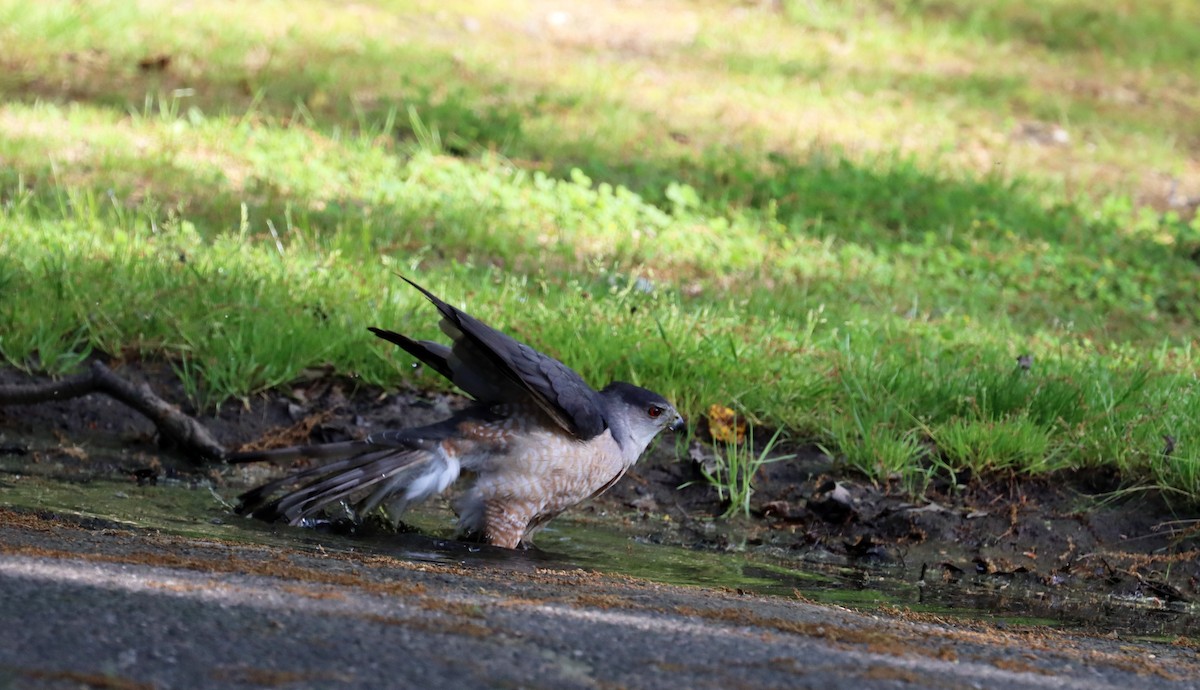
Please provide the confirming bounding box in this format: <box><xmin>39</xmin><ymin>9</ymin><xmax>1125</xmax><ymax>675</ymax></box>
<box><xmin>690</xmin><ymin>427</ymin><xmax>795</xmax><ymax>518</ymax></box>
<box><xmin>171</xmin><ymin>353</ymin><xmax>209</xmax><ymax>414</ymax></box>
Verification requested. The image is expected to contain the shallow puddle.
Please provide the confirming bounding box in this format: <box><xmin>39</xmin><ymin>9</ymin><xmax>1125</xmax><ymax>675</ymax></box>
<box><xmin>0</xmin><ymin>466</ymin><xmax>1196</xmax><ymax>640</ymax></box>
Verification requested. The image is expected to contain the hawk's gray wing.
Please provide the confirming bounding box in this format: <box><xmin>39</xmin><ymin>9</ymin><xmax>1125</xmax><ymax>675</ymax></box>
<box><xmin>369</xmin><ymin>278</ymin><xmax>607</xmax><ymax>440</ymax></box>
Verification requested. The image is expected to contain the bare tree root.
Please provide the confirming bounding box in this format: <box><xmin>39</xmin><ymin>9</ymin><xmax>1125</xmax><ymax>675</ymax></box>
<box><xmin>0</xmin><ymin>361</ymin><xmax>226</xmax><ymax>462</ymax></box>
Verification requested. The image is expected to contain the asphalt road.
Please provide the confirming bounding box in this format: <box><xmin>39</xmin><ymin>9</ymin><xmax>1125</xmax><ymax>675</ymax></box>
<box><xmin>0</xmin><ymin>509</ymin><xmax>1197</xmax><ymax>690</ymax></box>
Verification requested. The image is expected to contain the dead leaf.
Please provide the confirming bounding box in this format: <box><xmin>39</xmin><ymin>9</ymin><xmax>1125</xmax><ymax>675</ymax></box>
<box><xmin>706</xmin><ymin>404</ymin><xmax>744</xmax><ymax>444</ymax></box>
<box><xmin>236</xmin><ymin>410</ymin><xmax>335</xmax><ymax>453</ymax></box>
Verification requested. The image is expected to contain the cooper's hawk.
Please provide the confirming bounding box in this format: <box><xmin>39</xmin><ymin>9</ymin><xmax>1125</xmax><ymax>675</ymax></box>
<box><xmin>234</xmin><ymin>278</ymin><xmax>684</xmax><ymax>548</ymax></box>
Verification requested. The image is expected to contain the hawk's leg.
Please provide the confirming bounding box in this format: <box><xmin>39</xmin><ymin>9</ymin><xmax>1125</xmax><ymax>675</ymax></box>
<box><xmin>484</xmin><ymin>498</ymin><xmax>537</xmax><ymax>549</ymax></box>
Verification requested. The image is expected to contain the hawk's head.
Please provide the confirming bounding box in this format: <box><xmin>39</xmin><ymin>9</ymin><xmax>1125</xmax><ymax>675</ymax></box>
<box><xmin>600</xmin><ymin>382</ymin><xmax>685</xmax><ymax>456</ymax></box>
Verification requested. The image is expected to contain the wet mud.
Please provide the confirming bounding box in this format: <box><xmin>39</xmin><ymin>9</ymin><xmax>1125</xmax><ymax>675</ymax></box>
<box><xmin>1</xmin><ymin>361</ymin><xmax>1197</xmax><ymax>639</ymax></box>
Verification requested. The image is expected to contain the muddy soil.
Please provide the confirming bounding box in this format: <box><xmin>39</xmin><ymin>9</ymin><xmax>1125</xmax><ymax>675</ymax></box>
<box><xmin>2</xmin><ymin>361</ymin><xmax>1198</xmax><ymax>636</ymax></box>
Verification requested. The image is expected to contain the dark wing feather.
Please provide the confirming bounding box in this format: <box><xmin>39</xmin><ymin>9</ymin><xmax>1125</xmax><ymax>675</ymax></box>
<box><xmin>383</xmin><ymin>278</ymin><xmax>606</xmax><ymax>439</ymax></box>
<box><xmin>367</xmin><ymin>327</ymin><xmax>455</xmax><ymax>382</ymax></box>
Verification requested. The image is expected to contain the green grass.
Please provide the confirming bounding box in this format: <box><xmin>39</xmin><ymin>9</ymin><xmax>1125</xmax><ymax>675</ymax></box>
<box><xmin>2</xmin><ymin>0</ymin><xmax>1200</xmax><ymax>502</ymax></box>
<box><xmin>689</xmin><ymin>427</ymin><xmax>795</xmax><ymax>518</ymax></box>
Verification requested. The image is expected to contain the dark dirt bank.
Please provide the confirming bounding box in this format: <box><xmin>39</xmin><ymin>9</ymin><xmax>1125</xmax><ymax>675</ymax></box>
<box><xmin>1</xmin><ymin>360</ymin><xmax>1198</xmax><ymax>636</ymax></box>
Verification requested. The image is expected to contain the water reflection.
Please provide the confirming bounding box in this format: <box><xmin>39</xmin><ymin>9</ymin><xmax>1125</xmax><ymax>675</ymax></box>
<box><xmin>1</xmin><ymin>471</ymin><xmax>1196</xmax><ymax>638</ymax></box>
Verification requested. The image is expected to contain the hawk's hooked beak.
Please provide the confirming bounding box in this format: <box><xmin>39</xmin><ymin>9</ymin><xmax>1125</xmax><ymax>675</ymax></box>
<box><xmin>670</xmin><ymin>416</ymin><xmax>686</xmax><ymax>433</ymax></box>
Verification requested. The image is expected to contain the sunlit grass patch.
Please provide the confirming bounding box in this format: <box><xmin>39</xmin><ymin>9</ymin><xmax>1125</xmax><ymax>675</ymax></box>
<box><xmin>3</xmin><ymin>0</ymin><xmax>1197</xmax><ymax>210</ymax></box>
<box><xmin>8</xmin><ymin>97</ymin><xmax>1199</xmax><ymax>345</ymax></box>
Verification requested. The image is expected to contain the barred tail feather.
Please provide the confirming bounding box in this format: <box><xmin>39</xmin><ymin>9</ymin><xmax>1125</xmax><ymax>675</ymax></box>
<box><xmin>235</xmin><ymin>447</ymin><xmax>460</xmax><ymax>526</ymax></box>
<box><xmin>359</xmin><ymin>454</ymin><xmax>461</xmax><ymax>520</ymax></box>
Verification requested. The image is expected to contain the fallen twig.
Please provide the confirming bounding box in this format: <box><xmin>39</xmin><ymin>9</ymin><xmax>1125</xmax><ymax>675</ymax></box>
<box><xmin>0</xmin><ymin>361</ymin><xmax>226</xmax><ymax>462</ymax></box>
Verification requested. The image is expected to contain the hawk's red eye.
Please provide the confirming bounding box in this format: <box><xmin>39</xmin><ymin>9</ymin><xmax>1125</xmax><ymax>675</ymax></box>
<box><xmin>647</xmin><ymin>406</ymin><xmax>663</xmax><ymax>419</ymax></box>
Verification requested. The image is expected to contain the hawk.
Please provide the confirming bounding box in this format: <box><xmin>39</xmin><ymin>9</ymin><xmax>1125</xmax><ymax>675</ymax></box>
<box><xmin>234</xmin><ymin>278</ymin><xmax>684</xmax><ymax>548</ymax></box>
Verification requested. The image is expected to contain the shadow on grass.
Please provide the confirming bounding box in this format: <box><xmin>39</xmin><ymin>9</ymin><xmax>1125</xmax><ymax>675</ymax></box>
<box><xmin>0</xmin><ymin>54</ymin><xmax>1161</xmax><ymax>235</ymax></box>
<box><xmin>850</xmin><ymin>0</ymin><xmax>1200</xmax><ymax>68</ymax></box>
<box><xmin>772</xmin><ymin>0</ymin><xmax>1200</xmax><ymax>69</ymax></box>
<box><xmin>3</xmin><ymin>17</ymin><xmax>1198</xmax><ymax>329</ymax></box>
